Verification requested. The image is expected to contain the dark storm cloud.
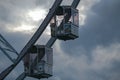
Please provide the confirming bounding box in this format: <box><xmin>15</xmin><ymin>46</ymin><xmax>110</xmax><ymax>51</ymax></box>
<box><xmin>58</xmin><ymin>0</ymin><xmax>120</xmax><ymax>80</ymax></box>
<box><xmin>61</xmin><ymin>0</ymin><xmax>120</xmax><ymax>56</ymax></box>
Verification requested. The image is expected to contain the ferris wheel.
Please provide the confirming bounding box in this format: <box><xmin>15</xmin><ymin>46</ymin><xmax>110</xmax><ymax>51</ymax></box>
<box><xmin>0</xmin><ymin>0</ymin><xmax>80</xmax><ymax>80</ymax></box>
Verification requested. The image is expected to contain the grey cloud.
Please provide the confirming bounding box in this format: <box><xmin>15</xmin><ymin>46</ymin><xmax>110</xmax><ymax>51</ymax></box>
<box><xmin>57</xmin><ymin>0</ymin><xmax>120</xmax><ymax>80</ymax></box>
<box><xmin>36</xmin><ymin>0</ymin><xmax>55</xmax><ymax>8</ymax></box>
<box><xmin>36</xmin><ymin>0</ymin><xmax>74</xmax><ymax>9</ymax></box>
<box><xmin>0</xmin><ymin>0</ymin><xmax>46</xmax><ymax>34</ymax></box>
<box><xmin>1</xmin><ymin>0</ymin><xmax>120</xmax><ymax>80</ymax></box>
<box><xmin>60</xmin><ymin>0</ymin><xmax>120</xmax><ymax>56</ymax></box>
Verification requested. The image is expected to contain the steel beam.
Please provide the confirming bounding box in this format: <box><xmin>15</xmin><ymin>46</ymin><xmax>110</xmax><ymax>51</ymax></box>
<box><xmin>0</xmin><ymin>34</ymin><xmax>18</xmax><ymax>55</ymax></box>
<box><xmin>0</xmin><ymin>34</ymin><xmax>19</xmax><ymax>63</ymax></box>
<box><xmin>0</xmin><ymin>45</ymin><xmax>15</xmax><ymax>63</ymax></box>
<box><xmin>16</xmin><ymin>72</ymin><xmax>26</xmax><ymax>80</ymax></box>
<box><xmin>0</xmin><ymin>65</ymin><xmax>14</xmax><ymax>80</ymax></box>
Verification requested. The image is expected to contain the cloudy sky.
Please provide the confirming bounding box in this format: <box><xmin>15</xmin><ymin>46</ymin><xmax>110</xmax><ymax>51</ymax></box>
<box><xmin>0</xmin><ymin>0</ymin><xmax>120</xmax><ymax>80</ymax></box>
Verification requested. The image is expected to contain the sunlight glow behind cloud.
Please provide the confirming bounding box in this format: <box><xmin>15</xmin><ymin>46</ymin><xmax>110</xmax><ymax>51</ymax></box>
<box><xmin>28</xmin><ymin>8</ymin><xmax>46</xmax><ymax>21</ymax></box>
<box><xmin>7</xmin><ymin>24</ymin><xmax>35</xmax><ymax>33</ymax></box>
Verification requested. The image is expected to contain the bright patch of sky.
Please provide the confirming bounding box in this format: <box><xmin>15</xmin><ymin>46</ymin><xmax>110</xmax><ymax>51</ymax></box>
<box><xmin>7</xmin><ymin>24</ymin><xmax>36</xmax><ymax>33</ymax></box>
<box><xmin>27</xmin><ymin>8</ymin><xmax>46</xmax><ymax>21</ymax></box>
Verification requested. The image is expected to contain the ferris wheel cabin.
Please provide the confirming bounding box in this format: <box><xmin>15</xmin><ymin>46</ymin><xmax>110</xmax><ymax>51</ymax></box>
<box><xmin>50</xmin><ymin>6</ymin><xmax>79</xmax><ymax>41</ymax></box>
<box><xmin>23</xmin><ymin>45</ymin><xmax>53</xmax><ymax>79</ymax></box>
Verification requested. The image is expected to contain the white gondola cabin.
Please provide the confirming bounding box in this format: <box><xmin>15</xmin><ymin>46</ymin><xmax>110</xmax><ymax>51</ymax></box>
<box><xmin>23</xmin><ymin>45</ymin><xmax>53</xmax><ymax>79</ymax></box>
<box><xmin>50</xmin><ymin>6</ymin><xmax>79</xmax><ymax>40</ymax></box>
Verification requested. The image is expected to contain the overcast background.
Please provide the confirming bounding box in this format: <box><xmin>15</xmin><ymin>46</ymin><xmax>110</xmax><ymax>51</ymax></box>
<box><xmin>0</xmin><ymin>0</ymin><xmax>120</xmax><ymax>80</ymax></box>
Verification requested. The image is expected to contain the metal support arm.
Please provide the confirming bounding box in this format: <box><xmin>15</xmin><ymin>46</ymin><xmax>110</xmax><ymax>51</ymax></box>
<box><xmin>16</xmin><ymin>72</ymin><xmax>26</xmax><ymax>80</ymax></box>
